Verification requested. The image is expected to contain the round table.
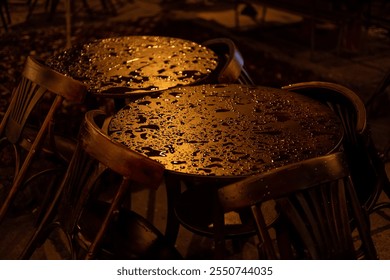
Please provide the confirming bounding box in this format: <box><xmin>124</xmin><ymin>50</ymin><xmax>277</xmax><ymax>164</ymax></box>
<box><xmin>108</xmin><ymin>83</ymin><xmax>344</xmax><ymax>251</ymax></box>
<box><xmin>108</xmin><ymin>84</ymin><xmax>343</xmax><ymax>179</ymax></box>
<box><xmin>46</xmin><ymin>36</ymin><xmax>219</xmax><ymax>97</ymax></box>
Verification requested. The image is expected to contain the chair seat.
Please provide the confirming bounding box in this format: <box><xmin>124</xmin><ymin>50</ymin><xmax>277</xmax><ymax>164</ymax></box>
<box><xmin>77</xmin><ymin>201</ymin><xmax>182</xmax><ymax>260</ymax></box>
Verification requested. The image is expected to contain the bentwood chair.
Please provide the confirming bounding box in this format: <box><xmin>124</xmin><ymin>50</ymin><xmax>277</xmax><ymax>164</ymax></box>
<box><xmin>20</xmin><ymin>110</ymin><xmax>181</xmax><ymax>260</ymax></box>
<box><xmin>0</xmin><ymin>56</ymin><xmax>87</xmax><ymax>224</ymax></box>
<box><xmin>218</xmin><ymin>152</ymin><xmax>378</xmax><ymax>259</ymax></box>
<box><xmin>202</xmin><ymin>38</ymin><xmax>254</xmax><ymax>85</ymax></box>
<box><xmin>282</xmin><ymin>81</ymin><xmax>390</xmax><ymax>213</ymax></box>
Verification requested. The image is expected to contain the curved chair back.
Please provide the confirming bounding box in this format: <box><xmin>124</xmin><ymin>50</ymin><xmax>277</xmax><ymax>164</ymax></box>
<box><xmin>282</xmin><ymin>81</ymin><xmax>390</xmax><ymax>211</ymax></box>
<box><xmin>218</xmin><ymin>152</ymin><xmax>378</xmax><ymax>259</ymax></box>
<box><xmin>203</xmin><ymin>38</ymin><xmax>254</xmax><ymax>85</ymax></box>
<box><xmin>0</xmin><ymin>55</ymin><xmax>87</xmax><ymax>223</ymax></box>
<box><xmin>20</xmin><ymin>110</ymin><xmax>179</xmax><ymax>260</ymax></box>
<box><xmin>1</xmin><ymin>55</ymin><xmax>86</xmax><ymax>143</ymax></box>
<box><xmin>282</xmin><ymin>81</ymin><xmax>366</xmax><ymax>138</ymax></box>
<box><xmin>80</xmin><ymin>110</ymin><xmax>165</xmax><ymax>189</ymax></box>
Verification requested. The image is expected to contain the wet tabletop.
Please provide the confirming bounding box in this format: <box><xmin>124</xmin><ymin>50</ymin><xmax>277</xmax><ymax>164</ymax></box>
<box><xmin>46</xmin><ymin>36</ymin><xmax>219</xmax><ymax>97</ymax></box>
<box><xmin>109</xmin><ymin>84</ymin><xmax>343</xmax><ymax>178</ymax></box>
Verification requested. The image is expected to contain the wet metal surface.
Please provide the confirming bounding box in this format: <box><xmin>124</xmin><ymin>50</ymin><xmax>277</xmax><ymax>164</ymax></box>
<box><xmin>46</xmin><ymin>36</ymin><xmax>219</xmax><ymax>97</ymax></box>
<box><xmin>109</xmin><ymin>84</ymin><xmax>343</xmax><ymax>178</ymax></box>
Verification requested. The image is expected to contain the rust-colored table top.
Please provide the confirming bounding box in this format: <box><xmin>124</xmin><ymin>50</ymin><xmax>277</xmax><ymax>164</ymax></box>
<box><xmin>46</xmin><ymin>36</ymin><xmax>219</xmax><ymax>97</ymax></box>
<box><xmin>108</xmin><ymin>84</ymin><xmax>343</xmax><ymax>178</ymax></box>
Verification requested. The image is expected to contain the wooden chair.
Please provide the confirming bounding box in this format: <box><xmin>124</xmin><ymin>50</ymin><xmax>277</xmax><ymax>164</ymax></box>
<box><xmin>20</xmin><ymin>110</ymin><xmax>181</xmax><ymax>259</ymax></box>
<box><xmin>218</xmin><ymin>152</ymin><xmax>378</xmax><ymax>259</ymax></box>
<box><xmin>282</xmin><ymin>81</ymin><xmax>390</xmax><ymax>213</ymax></box>
<box><xmin>0</xmin><ymin>55</ymin><xmax>87</xmax><ymax>224</ymax></box>
<box><xmin>202</xmin><ymin>38</ymin><xmax>254</xmax><ymax>85</ymax></box>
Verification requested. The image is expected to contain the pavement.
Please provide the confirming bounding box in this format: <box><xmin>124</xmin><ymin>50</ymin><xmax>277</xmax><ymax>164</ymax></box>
<box><xmin>1</xmin><ymin>0</ymin><xmax>390</xmax><ymax>259</ymax></box>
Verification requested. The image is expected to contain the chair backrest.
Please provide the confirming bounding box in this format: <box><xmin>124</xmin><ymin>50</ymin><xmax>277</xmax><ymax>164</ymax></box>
<box><xmin>282</xmin><ymin>81</ymin><xmax>366</xmax><ymax>140</ymax></box>
<box><xmin>0</xmin><ymin>55</ymin><xmax>87</xmax><ymax>143</ymax></box>
<box><xmin>202</xmin><ymin>38</ymin><xmax>254</xmax><ymax>85</ymax></box>
<box><xmin>218</xmin><ymin>152</ymin><xmax>378</xmax><ymax>259</ymax></box>
<box><xmin>80</xmin><ymin>110</ymin><xmax>165</xmax><ymax>188</ymax></box>
<box><xmin>281</xmin><ymin>81</ymin><xmax>389</xmax><ymax>211</ymax></box>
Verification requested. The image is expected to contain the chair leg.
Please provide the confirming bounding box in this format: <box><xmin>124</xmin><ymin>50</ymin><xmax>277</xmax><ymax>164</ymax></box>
<box><xmin>48</xmin><ymin>0</ymin><xmax>60</xmax><ymax>20</ymax></box>
<box><xmin>234</xmin><ymin>0</ymin><xmax>240</xmax><ymax>29</ymax></box>
<box><xmin>0</xmin><ymin>1</ymin><xmax>10</xmax><ymax>31</ymax></box>
<box><xmin>5</xmin><ymin>0</ymin><xmax>10</xmax><ymax>22</ymax></box>
<box><xmin>26</xmin><ymin>0</ymin><xmax>39</xmax><ymax>20</ymax></box>
<box><xmin>84</xmin><ymin>178</ymin><xmax>130</xmax><ymax>259</ymax></box>
<box><xmin>81</xmin><ymin>0</ymin><xmax>93</xmax><ymax>16</ymax></box>
<box><xmin>100</xmin><ymin>0</ymin><xmax>117</xmax><ymax>15</ymax></box>
<box><xmin>212</xmin><ymin>188</ymin><xmax>226</xmax><ymax>259</ymax></box>
<box><xmin>146</xmin><ymin>188</ymin><xmax>156</xmax><ymax>222</ymax></box>
<box><xmin>0</xmin><ymin>12</ymin><xmax>7</xmax><ymax>31</ymax></box>
<box><xmin>309</xmin><ymin>18</ymin><xmax>316</xmax><ymax>59</ymax></box>
<box><xmin>1</xmin><ymin>0</ymin><xmax>10</xmax><ymax>22</ymax></box>
<box><xmin>164</xmin><ymin>173</ymin><xmax>181</xmax><ymax>245</ymax></box>
<box><xmin>21</xmin><ymin>167</ymin><xmax>65</xmax><ymax>226</ymax></box>
<box><xmin>369</xmin><ymin>178</ymin><xmax>390</xmax><ymax>218</ymax></box>
<box><xmin>19</xmin><ymin>167</ymin><xmax>67</xmax><ymax>260</ymax></box>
